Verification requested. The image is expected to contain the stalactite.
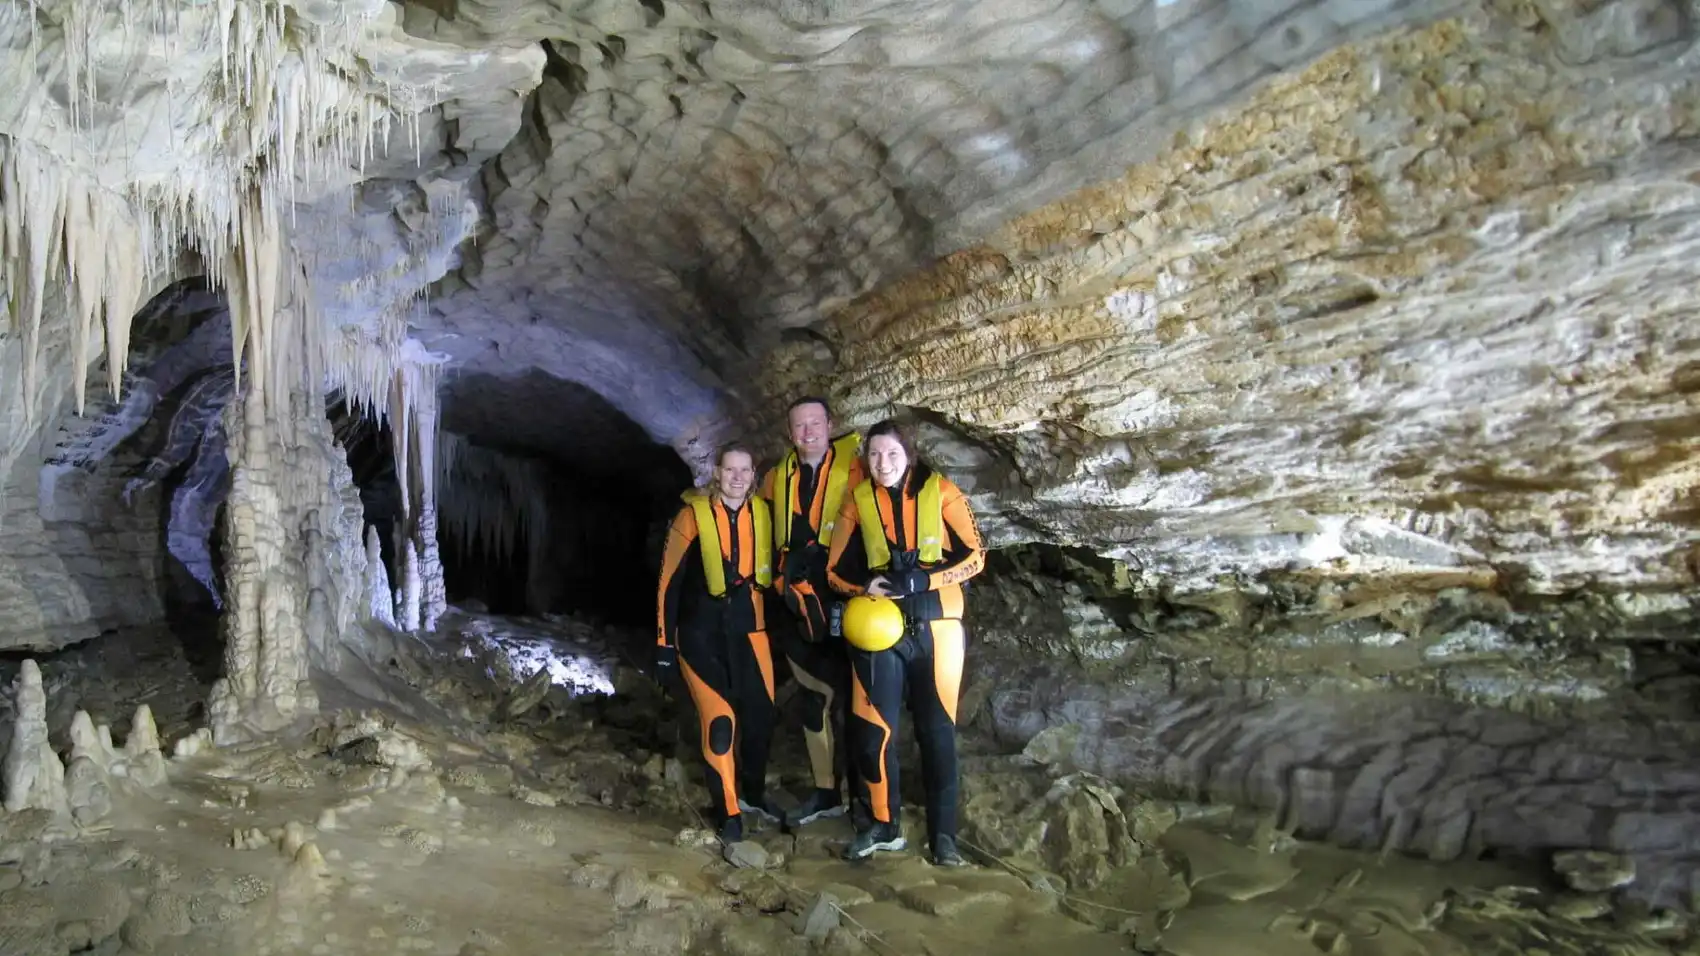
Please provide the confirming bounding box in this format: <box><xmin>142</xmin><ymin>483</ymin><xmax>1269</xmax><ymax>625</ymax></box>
<box><xmin>436</xmin><ymin>432</ymin><xmax>555</xmax><ymax>610</ymax></box>
<box><xmin>2</xmin><ymin>0</ymin><xmax>460</xmax><ymax>740</ymax></box>
<box><xmin>2</xmin><ymin>0</ymin><xmax>437</xmax><ymax>429</ymax></box>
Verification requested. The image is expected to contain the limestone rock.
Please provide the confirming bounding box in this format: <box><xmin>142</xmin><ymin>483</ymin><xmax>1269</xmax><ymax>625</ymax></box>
<box><xmin>1553</xmin><ymin>850</ymin><xmax>1636</xmax><ymax>893</ymax></box>
<box><xmin>498</xmin><ymin>665</ymin><xmax>553</xmax><ymax>721</ymax></box>
<box><xmin>315</xmin><ymin>713</ymin><xmax>433</xmax><ymax>775</ymax></box>
<box><xmin>119</xmin><ymin>891</ymin><xmax>191</xmax><ymax>953</ymax></box>
<box><xmin>723</xmin><ymin>841</ymin><xmax>771</xmax><ymax>871</ymax></box>
<box><xmin>171</xmin><ymin>728</ymin><xmax>213</xmax><ymax>760</ymax></box>
<box><xmin>962</xmin><ymin>765</ymin><xmax>1146</xmax><ymax>891</ymax></box>
<box><xmin>798</xmin><ymin>893</ymin><xmax>840</xmax><ymax>942</ymax></box>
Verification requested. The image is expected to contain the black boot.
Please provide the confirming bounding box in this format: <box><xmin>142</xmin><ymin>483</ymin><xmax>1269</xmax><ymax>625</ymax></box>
<box><xmin>845</xmin><ymin>821</ymin><xmax>906</xmax><ymax>860</ymax></box>
<box><xmin>718</xmin><ymin>813</ymin><xmax>744</xmax><ymax>844</ymax></box>
<box><xmin>931</xmin><ymin>834</ymin><xmax>966</xmax><ymax>867</ymax></box>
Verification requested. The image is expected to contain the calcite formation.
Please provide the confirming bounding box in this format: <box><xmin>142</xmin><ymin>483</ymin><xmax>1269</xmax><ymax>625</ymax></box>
<box><xmin>2</xmin><ymin>661</ymin><xmax>68</xmax><ymax>817</ymax></box>
<box><xmin>753</xmin><ymin>3</ymin><xmax>1700</xmax><ymax>596</ymax></box>
<box><xmin>2</xmin><ymin>660</ymin><xmax>167</xmax><ymax>828</ymax></box>
<box><xmin>207</xmin><ymin>383</ymin><xmax>373</xmax><ymax>745</ymax></box>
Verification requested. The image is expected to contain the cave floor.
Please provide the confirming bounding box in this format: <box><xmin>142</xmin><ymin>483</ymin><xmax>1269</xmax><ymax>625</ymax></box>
<box><xmin>1</xmin><ymin>614</ymin><xmax>1691</xmax><ymax>955</ymax></box>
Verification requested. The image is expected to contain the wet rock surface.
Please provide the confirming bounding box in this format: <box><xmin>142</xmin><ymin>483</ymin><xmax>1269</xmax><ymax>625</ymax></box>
<box><xmin>961</xmin><ymin>549</ymin><xmax>1700</xmax><ymax>912</ymax></box>
<box><xmin>5</xmin><ymin>602</ymin><xmax>1694</xmax><ymax>955</ymax></box>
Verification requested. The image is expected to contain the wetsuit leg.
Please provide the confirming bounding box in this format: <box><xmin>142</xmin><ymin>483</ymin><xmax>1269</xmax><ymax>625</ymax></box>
<box><xmin>780</xmin><ymin>571</ymin><xmax>857</xmax><ymax>798</ymax></box>
<box><xmin>849</xmin><ymin>643</ymin><xmax>909</xmax><ymax>827</ymax></box>
<box><xmin>908</xmin><ymin>619</ymin><xmax>965</xmax><ymax>846</ymax></box>
<box><xmin>677</xmin><ymin>625</ymin><xmax>740</xmax><ymax>819</ymax></box>
<box><xmin>786</xmin><ymin>641</ymin><xmax>839</xmax><ymax>791</ymax></box>
<box><xmin>735</xmin><ymin>629</ymin><xmax>777</xmax><ymax>801</ymax></box>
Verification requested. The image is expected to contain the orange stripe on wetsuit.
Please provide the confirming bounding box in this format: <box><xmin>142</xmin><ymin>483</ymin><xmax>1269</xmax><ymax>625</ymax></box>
<box><xmin>655</xmin><ymin>497</ymin><xmax>771</xmax><ymax>817</ymax></box>
<box><xmin>827</xmin><ymin>470</ymin><xmax>986</xmax><ymax>827</ymax></box>
<box><xmin>656</xmin><ymin>499</ymin><xmax>767</xmax><ymax>646</ymax></box>
<box><xmin>850</xmin><ymin>665</ymin><xmax>893</xmax><ymax>820</ymax></box>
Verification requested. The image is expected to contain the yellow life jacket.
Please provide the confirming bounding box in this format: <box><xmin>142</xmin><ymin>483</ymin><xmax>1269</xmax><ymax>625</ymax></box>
<box><xmin>852</xmin><ymin>471</ymin><xmax>943</xmax><ymax>570</ymax></box>
<box><xmin>773</xmin><ymin>432</ymin><xmax>861</xmax><ymax>551</ymax></box>
<box><xmin>682</xmin><ymin>491</ymin><xmax>772</xmax><ymax>596</ymax></box>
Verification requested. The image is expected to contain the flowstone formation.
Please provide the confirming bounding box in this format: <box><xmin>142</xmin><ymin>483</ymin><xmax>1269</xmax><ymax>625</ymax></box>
<box><xmin>206</xmin><ymin>383</ymin><xmax>373</xmax><ymax>745</ymax></box>
<box><xmin>754</xmin><ymin>1</ymin><xmax>1700</xmax><ymax>597</ymax></box>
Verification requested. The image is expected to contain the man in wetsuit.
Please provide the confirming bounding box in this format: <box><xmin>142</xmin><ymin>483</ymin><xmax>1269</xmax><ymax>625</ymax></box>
<box><xmin>759</xmin><ymin>397</ymin><xmax>866</xmax><ymax>828</ymax></box>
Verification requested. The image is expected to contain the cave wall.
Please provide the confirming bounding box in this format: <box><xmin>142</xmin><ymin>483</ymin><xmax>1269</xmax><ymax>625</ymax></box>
<box><xmin>0</xmin><ymin>442</ymin><xmax>166</xmax><ymax>652</ymax></box>
<box><xmin>718</xmin><ymin>1</ymin><xmax>1700</xmax><ymax>908</ymax></box>
<box><xmin>0</xmin><ymin>284</ymin><xmax>198</xmax><ymax>651</ymax></box>
<box><xmin>754</xmin><ymin>1</ymin><xmax>1700</xmax><ymax>597</ymax></box>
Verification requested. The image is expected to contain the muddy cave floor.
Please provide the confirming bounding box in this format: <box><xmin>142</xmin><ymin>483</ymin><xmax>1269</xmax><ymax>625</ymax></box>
<box><xmin>0</xmin><ymin>611</ymin><xmax>1693</xmax><ymax>956</ymax></box>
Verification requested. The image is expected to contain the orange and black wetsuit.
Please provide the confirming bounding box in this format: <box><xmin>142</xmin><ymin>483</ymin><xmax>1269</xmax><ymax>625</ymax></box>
<box><xmin>656</xmin><ymin>494</ymin><xmax>776</xmax><ymax>825</ymax></box>
<box><xmin>826</xmin><ymin>464</ymin><xmax>984</xmax><ymax>848</ymax></box>
<box><xmin>759</xmin><ymin>435</ymin><xmax>864</xmax><ymax>805</ymax></box>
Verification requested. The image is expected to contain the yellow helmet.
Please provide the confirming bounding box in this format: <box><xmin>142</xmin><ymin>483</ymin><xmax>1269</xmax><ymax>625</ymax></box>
<box><xmin>841</xmin><ymin>595</ymin><xmax>905</xmax><ymax>652</ymax></box>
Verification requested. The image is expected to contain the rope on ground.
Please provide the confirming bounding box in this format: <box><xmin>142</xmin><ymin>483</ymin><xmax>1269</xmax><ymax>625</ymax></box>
<box><xmin>954</xmin><ymin>836</ymin><xmax>1147</xmax><ymax>919</ymax></box>
<box><xmin>753</xmin><ymin>862</ymin><xmax>906</xmax><ymax>956</ymax></box>
<box><xmin>667</xmin><ymin>778</ymin><xmax>907</xmax><ymax>956</ymax></box>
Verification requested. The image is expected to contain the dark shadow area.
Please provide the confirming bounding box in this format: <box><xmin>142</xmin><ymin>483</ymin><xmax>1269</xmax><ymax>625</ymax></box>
<box><xmin>335</xmin><ymin>369</ymin><xmax>692</xmax><ymax>628</ymax></box>
<box><xmin>116</xmin><ymin>278</ymin><xmax>236</xmax><ymax>685</ymax></box>
<box><xmin>438</xmin><ymin>370</ymin><xmax>697</xmax><ymax>625</ymax></box>
<box><xmin>433</xmin><ymin>436</ymin><xmax>687</xmax><ymax>625</ymax></box>
<box><xmin>335</xmin><ymin>403</ymin><xmax>402</xmax><ymax>575</ymax></box>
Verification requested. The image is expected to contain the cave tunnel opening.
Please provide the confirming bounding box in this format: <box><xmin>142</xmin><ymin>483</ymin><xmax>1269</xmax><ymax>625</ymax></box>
<box><xmin>121</xmin><ymin>278</ymin><xmax>240</xmax><ymax>686</ymax></box>
<box><xmin>337</xmin><ymin>369</ymin><xmax>693</xmax><ymax>629</ymax></box>
<box><xmin>432</xmin><ymin>370</ymin><xmax>692</xmax><ymax>627</ymax></box>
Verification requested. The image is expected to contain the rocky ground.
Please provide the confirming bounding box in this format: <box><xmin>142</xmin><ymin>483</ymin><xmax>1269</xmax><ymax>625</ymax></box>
<box><xmin>0</xmin><ymin>609</ymin><xmax>1693</xmax><ymax>956</ymax></box>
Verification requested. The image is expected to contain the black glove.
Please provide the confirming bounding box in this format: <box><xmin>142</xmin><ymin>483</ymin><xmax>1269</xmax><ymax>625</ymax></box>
<box><xmin>654</xmin><ymin>644</ymin><xmax>678</xmax><ymax>684</ymax></box>
<box><xmin>887</xmin><ymin>569</ymin><xmax>930</xmax><ymax>597</ymax></box>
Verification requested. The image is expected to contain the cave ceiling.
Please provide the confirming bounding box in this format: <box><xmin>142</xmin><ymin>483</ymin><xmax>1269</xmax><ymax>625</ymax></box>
<box><xmin>5</xmin><ymin>0</ymin><xmax>1700</xmax><ymax>595</ymax></box>
<box><xmin>396</xmin><ymin>0</ymin><xmax>1452</xmax><ymax>463</ymax></box>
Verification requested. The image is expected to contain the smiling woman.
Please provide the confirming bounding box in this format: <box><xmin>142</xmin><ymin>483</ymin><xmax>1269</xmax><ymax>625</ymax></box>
<box><xmin>655</xmin><ymin>438</ymin><xmax>782</xmax><ymax>843</ymax></box>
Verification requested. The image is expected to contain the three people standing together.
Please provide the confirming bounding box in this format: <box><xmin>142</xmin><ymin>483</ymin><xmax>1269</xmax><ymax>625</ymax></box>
<box><xmin>655</xmin><ymin>397</ymin><xmax>985</xmax><ymax>866</ymax></box>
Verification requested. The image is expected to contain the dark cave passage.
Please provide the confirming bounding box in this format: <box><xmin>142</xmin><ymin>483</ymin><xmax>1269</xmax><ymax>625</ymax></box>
<box><xmin>339</xmin><ymin>371</ymin><xmax>691</xmax><ymax>626</ymax></box>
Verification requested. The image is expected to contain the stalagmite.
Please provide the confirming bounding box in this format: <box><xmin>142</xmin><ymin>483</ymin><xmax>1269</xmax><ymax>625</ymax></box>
<box><xmin>367</xmin><ymin>524</ymin><xmax>397</xmax><ymax>628</ymax></box>
<box><xmin>123</xmin><ymin>704</ymin><xmax>168</xmax><ymax>788</ymax></box>
<box><xmin>64</xmin><ymin>710</ymin><xmax>114</xmax><ymax>826</ymax></box>
<box><xmin>2</xmin><ymin>660</ymin><xmax>69</xmax><ymax>818</ymax></box>
<box><xmin>400</xmin><ymin>538</ymin><xmax>422</xmax><ymax>633</ymax></box>
<box><xmin>419</xmin><ymin>503</ymin><xmax>446</xmax><ymax>630</ymax></box>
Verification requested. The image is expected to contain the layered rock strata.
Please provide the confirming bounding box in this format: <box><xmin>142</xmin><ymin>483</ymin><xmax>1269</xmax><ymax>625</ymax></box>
<box><xmin>755</xmin><ymin>2</ymin><xmax>1700</xmax><ymax>596</ymax></box>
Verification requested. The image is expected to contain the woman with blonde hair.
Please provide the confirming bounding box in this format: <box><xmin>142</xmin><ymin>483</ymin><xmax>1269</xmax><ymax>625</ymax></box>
<box><xmin>656</xmin><ymin>441</ymin><xmax>782</xmax><ymax>842</ymax></box>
